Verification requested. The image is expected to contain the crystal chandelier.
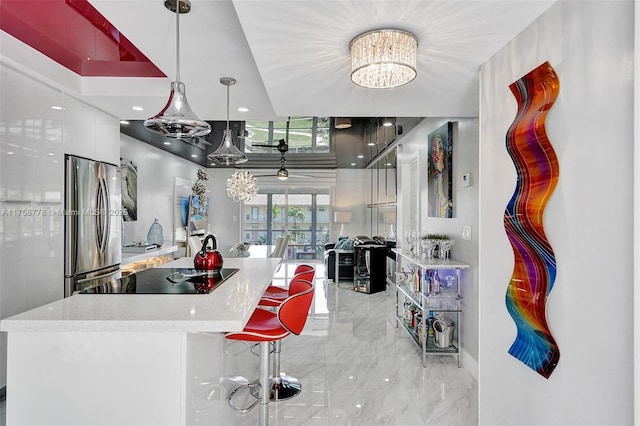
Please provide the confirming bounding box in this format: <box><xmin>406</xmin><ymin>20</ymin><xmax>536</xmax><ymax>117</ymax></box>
<box><xmin>226</xmin><ymin>171</ymin><xmax>258</xmax><ymax>202</ymax></box>
<box><xmin>144</xmin><ymin>0</ymin><xmax>211</xmax><ymax>138</ymax></box>
<box><xmin>207</xmin><ymin>77</ymin><xmax>248</xmax><ymax>165</ymax></box>
<box><xmin>350</xmin><ymin>29</ymin><xmax>418</xmax><ymax>89</ymax></box>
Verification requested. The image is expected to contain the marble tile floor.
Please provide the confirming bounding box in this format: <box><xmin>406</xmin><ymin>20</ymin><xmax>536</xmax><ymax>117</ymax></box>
<box><xmin>228</xmin><ymin>262</ymin><xmax>478</xmax><ymax>426</ymax></box>
<box><xmin>0</xmin><ymin>261</ymin><xmax>478</xmax><ymax>426</ymax></box>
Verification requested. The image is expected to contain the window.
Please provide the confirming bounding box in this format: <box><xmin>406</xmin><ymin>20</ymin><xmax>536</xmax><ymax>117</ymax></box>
<box><xmin>242</xmin><ymin>187</ymin><xmax>331</xmax><ymax>260</ymax></box>
<box><xmin>245</xmin><ymin>117</ymin><xmax>330</xmax><ymax>153</ymax></box>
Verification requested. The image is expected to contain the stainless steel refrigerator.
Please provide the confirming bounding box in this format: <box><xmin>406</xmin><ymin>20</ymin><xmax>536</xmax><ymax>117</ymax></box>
<box><xmin>64</xmin><ymin>155</ymin><xmax>122</xmax><ymax>296</ymax></box>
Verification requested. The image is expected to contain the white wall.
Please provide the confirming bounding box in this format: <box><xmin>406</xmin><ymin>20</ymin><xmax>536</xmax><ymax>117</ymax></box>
<box><xmin>396</xmin><ymin>118</ymin><xmax>480</xmax><ymax>378</ymax></box>
<box><xmin>118</xmin><ymin>134</ymin><xmax>246</xmax><ymax>256</ymax></box>
<box><xmin>120</xmin><ymin>134</ymin><xmax>201</xmax><ymax>250</ymax></box>
<box><xmin>478</xmin><ymin>2</ymin><xmax>634</xmax><ymax>425</ymax></box>
<box><xmin>0</xmin><ymin>62</ymin><xmax>120</xmax><ymax>389</ymax></box>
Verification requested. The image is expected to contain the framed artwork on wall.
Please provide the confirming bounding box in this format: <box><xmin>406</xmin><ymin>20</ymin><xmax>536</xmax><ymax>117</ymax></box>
<box><xmin>120</xmin><ymin>158</ymin><xmax>137</xmax><ymax>221</ymax></box>
<box><xmin>173</xmin><ymin>177</ymin><xmax>192</xmax><ymax>243</ymax></box>
<box><xmin>428</xmin><ymin>122</ymin><xmax>454</xmax><ymax>218</ymax></box>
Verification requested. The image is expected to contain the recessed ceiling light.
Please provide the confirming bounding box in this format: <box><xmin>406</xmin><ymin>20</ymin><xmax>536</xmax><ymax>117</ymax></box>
<box><xmin>237</xmin><ymin>107</ymin><xmax>249</xmax><ymax>112</ymax></box>
<box><xmin>132</xmin><ymin>106</ymin><xmax>144</xmax><ymax>111</ymax></box>
<box><xmin>367</xmin><ymin>142</ymin><xmax>375</xmax><ymax>146</ymax></box>
<box><xmin>163</xmin><ymin>141</ymin><xmax>171</xmax><ymax>145</ymax></box>
<box><xmin>191</xmin><ymin>154</ymin><xmax>198</xmax><ymax>158</ymax></box>
<box><xmin>357</xmin><ymin>155</ymin><xmax>364</xmax><ymax>158</ymax></box>
<box><xmin>335</xmin><ymin>117</ymin><xmax>352</xmax><ymax>129</ymax></box>
<box><xmin>120</xmin><ymin>120</ymin><xmax>130</xmax><ymax>125</ymax></box>
<box><xmin>50</xmin><ymin>106</ymin><xmax>63</xmax><ymax>110</ymax></box>
<box><xmin>47</xmin><ymin>152</ymin><xmax>55</xmax><ymax>156</ymax></box>
<box><xmin>350</xmin><ymin>162</ymin><xmax>356</xmax><ymax>166</ymax></box>
<box><xmin>7</xmin><ymin>151</ymin><xmax>14</xmax><ymax>155</ymax></box>
<box><xmin>381</xmin><ymin>117</ymin><xmax>395</xmax><ymax>127</ymax></box>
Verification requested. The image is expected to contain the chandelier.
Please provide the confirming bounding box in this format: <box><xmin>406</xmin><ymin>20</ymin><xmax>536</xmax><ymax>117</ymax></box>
<box><xmin>144</xmin><ymin>0</ymin><xmax>211</xmax><ymax>138</ymax></box>
<box><xmin>350</xmin><ymin>29</ymin><xmax>418</xmax><ymax>89</ymax></box>
<box><xmin>226</xmin><ymin>171</ymin><xmax>258</xmax><ymax>202</ymax></box>
<box><xmin>207</xmin><ymin>77</ymin><xmax>248</xmax><ymax>165</ymax></box>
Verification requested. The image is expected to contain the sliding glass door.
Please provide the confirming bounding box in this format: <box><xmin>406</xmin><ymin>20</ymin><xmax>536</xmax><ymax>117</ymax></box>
<box><xmin>243</xmin><ymin>188</ymin><xmax>330</xmax><ymax>260</ymax></box>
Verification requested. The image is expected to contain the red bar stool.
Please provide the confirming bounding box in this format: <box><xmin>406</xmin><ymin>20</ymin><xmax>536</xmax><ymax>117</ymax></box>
<box><xmin>259</xmin><ymin>265</ymin><xmax>315</xmax><ymax>308</ymax></box>
<box><xmin>254</xmin><ymin>269</ymin><xmax>316</xmax><ymax>402</ymax></box>
<box><xmin>225</xmin><ymin>279</ymin><xmax>314</xmax><ymax>426</ymax></box>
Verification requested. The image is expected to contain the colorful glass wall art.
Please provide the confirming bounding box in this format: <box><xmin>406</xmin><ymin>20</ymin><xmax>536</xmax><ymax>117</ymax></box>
<box><xmin>504</xmin><ymin>61</ymin><xmax>560</xmax><ymax>379</ymax></box>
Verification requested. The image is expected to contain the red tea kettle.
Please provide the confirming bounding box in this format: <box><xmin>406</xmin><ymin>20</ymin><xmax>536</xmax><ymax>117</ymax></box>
<box><xmin>194</xmin><ymin>234</ymin><xmax>223</xmax><ymax>273</ymax></box>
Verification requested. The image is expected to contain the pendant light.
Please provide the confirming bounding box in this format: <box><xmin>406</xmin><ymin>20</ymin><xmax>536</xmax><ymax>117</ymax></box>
<box><xmin>144</xmin><ymin>0</ymin><xmax>211</xmax><ymax>139</ymax></box>
<box><xmin>207</xmin><ymin>77</ymin><xmax>248</xmax><ymax>165</ymax></box>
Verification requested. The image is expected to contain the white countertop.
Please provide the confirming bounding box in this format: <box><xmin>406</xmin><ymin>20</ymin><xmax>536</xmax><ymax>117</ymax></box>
<box><xmin>0</xmin><ymin>257</ymin><xmax>281</xmax><ymax>333</ymax></box>
<box><xmin>121</xmin><ymin>245</ymin><xmax>178</xmax><ymax>265</ymax></box>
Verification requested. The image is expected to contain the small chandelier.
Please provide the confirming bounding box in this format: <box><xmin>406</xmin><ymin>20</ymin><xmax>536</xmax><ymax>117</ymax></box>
<box><xmin>207</xmin><ymin>77</ymin><xmax>248</xmax><ymax>166</ymax></box>
<box><xmin>350</xmin><ymin>29</ymin><xmax>418</xmax><ymax>89</ymax></box>
<box><xmin>144</xmin><ymin>0</ymin><xmax>211</xmax><ymax>138</ymax></box>
<box><xmin>226</xmin><ymin>170</ymin><xmax>258</xmax><ymax>202</ymax></box>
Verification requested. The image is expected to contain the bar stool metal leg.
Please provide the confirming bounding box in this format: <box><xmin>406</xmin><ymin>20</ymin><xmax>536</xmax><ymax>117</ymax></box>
<box><xmin>259</xmin><ymin>341</ymin><xmax>270</xmax><ymax>426</ymax></box>
<box><xmin>250</xmin><ymin>339</ymin><xmax>302</xmax><ymax>402</ymax></box>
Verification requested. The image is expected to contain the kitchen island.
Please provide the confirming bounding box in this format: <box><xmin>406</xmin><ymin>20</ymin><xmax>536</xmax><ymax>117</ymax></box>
<box><xmin>0</xmin><ymin>257</ymin><xmax>281</xmax><ymax>425</ymax></box>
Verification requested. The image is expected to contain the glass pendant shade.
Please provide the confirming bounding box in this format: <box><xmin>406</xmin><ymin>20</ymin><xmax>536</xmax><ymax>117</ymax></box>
<box><xmin>144</xmin><ymin>81</ymin><xmax>211</xmax><ymax>138</ymax></box>
<box><xmin>207</xmin><ymin>77</ymin><xmax>248</xmax><ymax>165</ymax></box>
<box><xmin>144</xmin><ymin>0</ymin><xmax>210</xmax><ymax>138</ymax></box>
<box><xmin>209</xmin><ymin>129</ymin><xmax>248</xmax><ymax>165</ymax></box>
<box><xmin>350</xmin><ymin>29</ymin><xmax>418</xmax><ymax>89</ymax></box>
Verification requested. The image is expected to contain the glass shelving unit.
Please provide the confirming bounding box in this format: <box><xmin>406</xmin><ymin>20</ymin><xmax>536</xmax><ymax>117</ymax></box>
<box><xmin>393</xmin><ymin>249</ymin><xmax>469</xmax><ymax>367</ymax></box>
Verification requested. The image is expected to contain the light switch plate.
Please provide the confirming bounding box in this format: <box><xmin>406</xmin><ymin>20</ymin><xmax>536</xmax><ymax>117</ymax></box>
<box><xmin>462</xmin><ymin>225</ymin><xmax>472</xmax><ymax>240</ymax></box>
<box><xmin>462</xmin><ymin>172</ymin><xmax>471</xmax><ymax>187</ymax></box>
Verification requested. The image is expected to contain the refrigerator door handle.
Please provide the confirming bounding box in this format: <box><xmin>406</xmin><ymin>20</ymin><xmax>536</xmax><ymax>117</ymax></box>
<box><xmin>95</xmin><ymin>177</ymin><xmax>108</xmax><ymax>255</ymax></box>
<box><xmin>102</xmin><ymin>176</ymin><xmax>111</xmax><ymax>254</ymax></box>
<box><xmin>65</xmin><ymin>157</ymin><xmax>78</xmax><ymax>276</ymax></box>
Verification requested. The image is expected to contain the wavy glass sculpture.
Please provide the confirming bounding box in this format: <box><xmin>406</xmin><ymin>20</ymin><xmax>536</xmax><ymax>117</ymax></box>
<box><xmin>504</xmin><ymin>61</ymin><xmax>560</xmax><ymax>379</ymax></box>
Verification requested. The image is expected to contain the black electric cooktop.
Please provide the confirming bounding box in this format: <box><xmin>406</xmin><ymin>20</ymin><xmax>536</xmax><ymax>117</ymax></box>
<box><xmin>80</xmin><ymin>268</ymin><xmax>239</xmax><ymax>294</ymax></box>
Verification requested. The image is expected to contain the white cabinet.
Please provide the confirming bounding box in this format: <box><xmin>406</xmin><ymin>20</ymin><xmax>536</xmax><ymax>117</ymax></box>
<box><xmin>94</xmin><ymin>110</ymin><xmax>120</xmax><ymax>165</ymax></box>
<box><xmin>64</xmin><ymin>96</ymin><xmax>120</xmax><ymax>165</ymax></box>
<box><xmin>0</xmin><ymin>64</ymin><xmax>66</xmax><ymax>388</ymax></box>
<box><xmin>393</xmin><ymin>249</ymin><xmax>469</xmax><ymax>367</ymax></box>
<box><xmin>63</xmin><ymin>96</ymin><xmax>96</xmax><ymax>160</ymax></box>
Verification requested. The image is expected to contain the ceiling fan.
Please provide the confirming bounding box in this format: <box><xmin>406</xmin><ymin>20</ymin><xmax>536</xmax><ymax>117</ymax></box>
<box><xmin>250</xmin><ymin>119</ymin><xmax>313</xmax><ymax>180</ymax></box>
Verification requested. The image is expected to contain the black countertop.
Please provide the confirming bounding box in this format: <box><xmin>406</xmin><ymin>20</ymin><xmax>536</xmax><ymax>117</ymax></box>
<box><xmin>81</xmin><ymin>268</ymin><xmax>239</xmax><ymax>294</ymax></box>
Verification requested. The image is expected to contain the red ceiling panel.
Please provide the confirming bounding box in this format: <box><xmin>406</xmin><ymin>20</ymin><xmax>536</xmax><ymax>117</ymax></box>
<box><xmin>0</xmin><ymin>0</ymin><xmax>165</xmax><ymax>78</ymax></box>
